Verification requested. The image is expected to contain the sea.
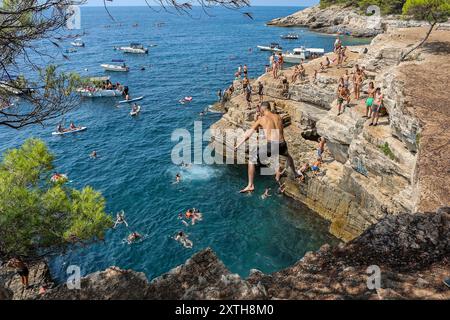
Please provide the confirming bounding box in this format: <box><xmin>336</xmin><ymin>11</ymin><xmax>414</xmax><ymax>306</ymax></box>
<box><xmin>0</xmin><ymin>6</ymin><xmax>370</xmax><ymax>282</ymax></box>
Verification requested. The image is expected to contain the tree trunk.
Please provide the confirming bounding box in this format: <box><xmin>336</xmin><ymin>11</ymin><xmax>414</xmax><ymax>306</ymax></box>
<box><xmin>400</xmin><ymin>22</ymin><xmax>436</xmax><ymax>62</ymax></box>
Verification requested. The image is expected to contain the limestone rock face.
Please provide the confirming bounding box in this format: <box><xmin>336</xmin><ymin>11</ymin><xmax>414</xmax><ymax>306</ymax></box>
<box><xmin>41</xmin><ymin>267</ymin><xmax>149</xmax><ymax>300</ymax></box>
<box><xmin>267</xmin><ymin>5</ymin><xmax>450</xmax><ymax>37</ymax></box>
<box><xmin>210</xmin><ymin>27</ymin><xmax>449</xmax><ymax>241</ymax></box>
<box><xmin>0</xmin><ymin>261</ymin><xmax>52</xmax><ymax>300</ymax></box>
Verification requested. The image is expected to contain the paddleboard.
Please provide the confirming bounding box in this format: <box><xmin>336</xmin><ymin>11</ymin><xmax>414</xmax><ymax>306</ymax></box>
<box><xmin>52</xmin><ymin>127</ymin><xmax>87</xmax><ymax>136</ymax></box>
<box><xmin>119</xmin><ymin>96</ymin><xmax>144</xmax><ymax>104</ymax></box>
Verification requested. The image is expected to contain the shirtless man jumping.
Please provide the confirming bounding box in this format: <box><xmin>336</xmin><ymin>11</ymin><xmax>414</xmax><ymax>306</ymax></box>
<box><xmin>235</xmin><ymin>102</ymin><xmax>298</xmax><ymax>193</ymax></box>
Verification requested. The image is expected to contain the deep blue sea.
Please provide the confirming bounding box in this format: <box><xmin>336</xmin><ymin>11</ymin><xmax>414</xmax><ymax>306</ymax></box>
<box><xmin>0</xmin><ymin>6</ymin><xmax>371</xmax><ymax>281</ymax></box>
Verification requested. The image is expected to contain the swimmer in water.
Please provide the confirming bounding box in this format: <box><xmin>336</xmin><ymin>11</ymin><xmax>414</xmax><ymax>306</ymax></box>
<box><xmin>261</xmin><ymin>187</ymin><xmax>271</xmax><ymax>199</ymax></box>
<box><xmin>185</xmin><ymin>208</ymin><xmax>203</xmax><ymax>225</ymax></box>
<box><xmin>90</xmin><ymin>150</ymin><xmax>97</xmax><ymax>159</ymax></box>
<box><xmin>180</xmin><ymin>161</ymin><xmax>192</xmax><ymax>169</ymax></box>
<box><xmin>127</xmin><ymin>232</ymin><xmax>142</xmax><ymax>244</ymax></box>
<box><xmin>174</xmin><ymin>173</ymin><xmax>181</xmax><ymax>184</ymax></box>
<box><xmin>113</xmin><ymin>210</ymin><xmax>129</xmax><ymax>228</ymax></box>
<box><xmin>174</xmin><ymin>231</ymin><xmax>193</xmax><ymax>248</ymax></box>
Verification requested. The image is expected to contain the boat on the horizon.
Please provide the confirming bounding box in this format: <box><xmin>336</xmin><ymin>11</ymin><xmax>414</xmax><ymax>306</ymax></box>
<box><xmin>71</xmin><ymin>38</ymin><xmax>85</xmax><ymax>47</ymax></box>
<box><xmin>257</xmin><ymin>43</ymin><xmax>283</xmax><ymax>52</ymax></box>
<box><xmin>280</xmin><ymin>33</ymin><xmax>299</xmax><ymax>40</ymax></box>
<box><xmin>282</xmin><ymin>47</ymin><xmax>325</xmax><ymax>64</ymax></box>
<box><xmin>116</xmin><ymin>43</ymin><xmax>148</xmax><ymax>54</ymax></box>
<box><xmin>101</xmin><ymin>60</ymin><xmax>129</xmax><ymax>72</ymax></box>
<box><xmin>77</xmin><ymin>76</ymin><xmax>125</xmax><ymax>97</ymax></box>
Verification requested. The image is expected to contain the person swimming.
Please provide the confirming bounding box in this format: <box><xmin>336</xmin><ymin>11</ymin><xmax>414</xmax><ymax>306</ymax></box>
<box><xmin>127</xmin><ymin>232</ymin><xmax>142</xmax><ymax>244</ymax></box>
<box><xmin>90</xmin><ymin>150</ymin><xmax>97</xmax><ymax>159</ymax></box>
<box><xmin>114</xmin><ymin>210</ymin><xmax>128</xmax><ymax>228</ymax></box>
<box><xmin>174</xmin><ymin>231</ymin><xmax>193</xmax><ymax>248</ymax></box>
<box><xmin>185</xmin><ymin>208</ymin><xmax>203</xmax><ymax>225</ymax></box>
<box><xmin>174</xmin><ymin>173</ymin><xmax>181</xmax><ymax>184</ymax></box>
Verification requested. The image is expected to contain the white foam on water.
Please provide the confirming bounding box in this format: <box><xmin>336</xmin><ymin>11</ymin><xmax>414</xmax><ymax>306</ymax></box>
<box><xmin>169</xmin><ymin>164</ymin><xmax>221</xmax><ymax>182</ymax></box>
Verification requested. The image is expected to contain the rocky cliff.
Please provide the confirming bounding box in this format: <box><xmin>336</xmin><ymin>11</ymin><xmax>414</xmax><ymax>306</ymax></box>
<box><xmin>2</xmin><ymin>208</ymin><xmax>448</xmax><ymax>300</ymax></box>
<box><xmin>210</xmin><ymin>27</ymin><xmax>450</xmax><ymax>241</ymax></box>
<box><xmin>267</xmin><ymin>5</ymin><xmax>450</xmax><ymax>37</ymax></box>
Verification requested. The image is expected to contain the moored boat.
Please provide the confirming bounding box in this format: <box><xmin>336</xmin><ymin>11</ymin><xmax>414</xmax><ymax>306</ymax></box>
<box><xmin>257</xmin><ymin>43</ymin><xmax>283</xmax><ymax>52</ymax></box>
<box><xmin>282</xmin><ymin>47</ymin><xmax>325</xmax><ymax>64</ymax></box>
<box><xmin>77</xmin><ymin>76</ymin><xmax>125</xmax><ymax>97</ymax></box>
<box><xmin>101</xmin><ymin>60</ymin><xmax>129</xmax><ymax>72</ymax></box>
<box><xmin>116</xmin><ymin>43</ymin><xmax>148</xmax><ymax>54</ymax></box>
<box><xmin>71</xmin><ymin>38</ymin><xmax>85</xmax><ymax>47</ymax></box>
<box><xmin>280</xmin><ymin>33</ymin><xmax>299</xmax><ymax>40</ymax></box>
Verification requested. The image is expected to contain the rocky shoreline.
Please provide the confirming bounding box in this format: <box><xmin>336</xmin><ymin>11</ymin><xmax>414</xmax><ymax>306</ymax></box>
<box><xmin>1</xmin><ymin>208</ymin><xmax>448</xmax><ymax>299</ymax></box>
<box><xmin>267</xmin><ymin>5</ymin><xmax>450</xmax><ymax>37</ymax></box>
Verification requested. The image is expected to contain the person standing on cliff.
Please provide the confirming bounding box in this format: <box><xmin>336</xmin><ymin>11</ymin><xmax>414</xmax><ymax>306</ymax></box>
<box><xmin>7</xmin><ymin>258</ymin><xmax>29</xmax><ymax>288</ymax></box>
<box><xmin>258</xmin><ymin>81</ymin><xmax>264</xmax><ymax>103</ymax></box>
<box><xmin>369</xmin><ymin>87</ymin><xmax>383</xmax><ymax>126</ymax></box>
<box><xmin>235</xmin><ymin>102</ymin><xmax>299</xmax><ymax>193</ymax></box>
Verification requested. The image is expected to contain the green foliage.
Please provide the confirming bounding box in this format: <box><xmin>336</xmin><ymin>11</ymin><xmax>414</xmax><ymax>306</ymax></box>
<box><xmin>379</xmin><ymin>142</ymin><xmax>396</xmax><ymax>160</ymax></box>
<box><xmin>0</xmin><ymin>139</ymin><xmax>113</xmax><ymax>259</ymax></box>
<box><xmin>320</xmin><ymin>0</ymin><xmax>407</xmax><ymax>15</ymax></box>
<box><xmin>402</xmin><ymin>0</ymin><xmax>450</xmax><ymax>23</ymax></box>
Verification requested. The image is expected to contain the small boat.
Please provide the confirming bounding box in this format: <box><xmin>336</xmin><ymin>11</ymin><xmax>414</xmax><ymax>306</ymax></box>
<box><xmin>257</xmin><ymin>43</ymin><xmax>283</xmax><ymax>52</ymax></box>
<box><xmin>52</xmin><ymin>127</ymin><xmax>87</xmax><ymax>136</ymax></box>
<box><xmin>280</xmin><ymin>33</ymin><xmax>299</xmax><ymax>40</ymax></box>
<box><xmin>119</xmin><ymin>96</ymin><xmax>144</xmax><ymax>104</ymax></box>
<box><xmin>71</xmin><ymin>38</ymin><xmax>85</xmax><ymax>47</ymax></box>
<box><xmin>77</xmin><ymin>76</ymin><xmax>124</xmax><ymax>97</ymax></box>
<box><xmin>101</xmin><ymin>60</ymin><xmax>129</xmax><ymax>72</ymax></box>
<box><xmin>117</xmin><ymin>43</ymin><xmax>148</xmax><ymax>54</ymax></box>
<box><xmin>130</xmin><ymin>105</ymin><xmax>141</xmax><ymax>116</ymax></box>
<box><xmin>282</xmin><ymin>47</ymin><xmax>325</xmax><ymax>64</ymax></box>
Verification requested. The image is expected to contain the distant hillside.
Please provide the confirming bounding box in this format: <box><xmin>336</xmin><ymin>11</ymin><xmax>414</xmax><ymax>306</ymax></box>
<box><xmin>320</xmin><ymin>0</ymin><xmax>406</xmax><ymax>14</ymax></box>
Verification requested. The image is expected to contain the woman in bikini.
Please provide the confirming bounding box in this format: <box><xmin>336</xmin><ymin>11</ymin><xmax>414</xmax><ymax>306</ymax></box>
<box><xmin>364</xmin><ymin>81</ymin><xmax>376</xmax><ymax>118</ymax></box>
<box><xmin>369</xmin><ymin>88</ymin><xmax>383</xmax><ymax>126</ymax></box>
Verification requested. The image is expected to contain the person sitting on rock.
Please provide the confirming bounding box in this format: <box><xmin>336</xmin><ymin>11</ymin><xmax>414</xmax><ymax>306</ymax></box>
<box><xmin>311</xmin><ymin>159</ymin><xmax>321</xmax><ymax>175</ymax></box>
<box><xmin>296</xmin><ymin>163</ymin><xmax>310</xmax><ymax>183</ymax></box>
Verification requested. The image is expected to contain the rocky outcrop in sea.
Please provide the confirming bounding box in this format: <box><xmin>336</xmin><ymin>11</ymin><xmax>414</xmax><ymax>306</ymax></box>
<box><xmin>267</xmin><ymin>5</ymin><xmax>450</xmax><ymax>37</ymax></box>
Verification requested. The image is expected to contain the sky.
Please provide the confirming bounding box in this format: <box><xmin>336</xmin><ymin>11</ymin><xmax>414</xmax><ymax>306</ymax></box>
<box><xmin>84</xmin><ymin>0</ymin><xmax>319</xmax><ymax>7</ymax></box>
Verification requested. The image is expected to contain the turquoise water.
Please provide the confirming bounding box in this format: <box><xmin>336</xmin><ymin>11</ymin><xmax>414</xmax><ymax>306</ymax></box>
<box><xmin>0</xmin><ymin>6</ymin><xmax>369</xmax><ymax>281</ymax></box>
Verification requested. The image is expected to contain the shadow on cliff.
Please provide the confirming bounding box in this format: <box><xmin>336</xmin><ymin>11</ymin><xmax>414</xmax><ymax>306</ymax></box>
<box><xmin>422</xmin><ymin>41</ymin><xmax>450</xmax><ymax>55</ymax></box>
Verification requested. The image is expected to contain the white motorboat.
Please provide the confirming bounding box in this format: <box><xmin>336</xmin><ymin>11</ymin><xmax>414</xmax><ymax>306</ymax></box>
<box><xmin>77</xmin><ymin>76</ymin><xmax>124</xmax><ymax>97</ymax></box>
<box><xmin>280</xmin><ymin>33</ymin><xmax>299</xmax><ymax>40</ymax></box>
<box><xmin>101</xmin><ymin>61</ymin><xmax>129</xmax><ymax>72</ymax></box>
<box><xmin>282</xmin><ymin>47</ymin><xmax>325</xmax><ymax>64</ymax></box>
<box><xmin>257</xmin><ymin>43</ymin><xmax>283</xmax><ymax>52</ymax></box>
<box><xmin>71</xmin><ymin>38</ymin><xmax>85</xmax><ymax>47</ymax></box>
<box><xmin>117</xmin><ymin>43</ymin><xmax>148</xmax><ymax>54</ymax></box>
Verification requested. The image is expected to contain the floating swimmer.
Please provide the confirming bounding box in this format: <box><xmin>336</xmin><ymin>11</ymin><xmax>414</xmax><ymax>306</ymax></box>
<box><xmin>185</xmin><ymin>208</ymin><xmax>203</xmax><ymax>225</ymax></box>
<box><xmin>179</xmin><ymin>96</ymin><xmax>193</xmax><ymax>105</ymax></box>
<box><xmin>174</xmin><ymin>173</ymin><xmax>181</xmax><ymax>184</ymax></box>
<box><xmin>127</xmin><ymin>231</ymin><xmax>142</xmax><ymax>244</ymax></box>
<box><xmin>113</xmin><ymin>210</ymin><xmax>129</xmax><ymax>229</ymax></box>
<box><xmin>90</xmin><ymin>150</ymin><xmax>97</xmax><ymax>159</ymax></box>
<box><xmin>174</xmin><ymin>231</ymin><xmax>193</xmax><ymax>249</ymax></box>
<box><xmin>51</xmin><ymin>173</ymin><xmax>68</xmax><ymax>183</ymax></box>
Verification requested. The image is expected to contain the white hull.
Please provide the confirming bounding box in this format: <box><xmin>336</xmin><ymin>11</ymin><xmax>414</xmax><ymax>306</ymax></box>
<box><xmin>118</xmin><ymin>47</ymin><xmax>148</xmax><ymax>54</ymax></box>
<box><xmin>282</xmin><ymin>53</ymin><xmax>305</xmax><ymax>64</ymax></box>
<box><xmin>101</xmin><ymin>64</ymin><xmax>129</xmax><ymax>72</ymax></box>
<box><xmin>257</xmin><ymin>46</ymin><xmax>282</xmax><ymax>52</ymax></box>
<box><xmin>78</xmin><ymin>88</ymin><xmax>123</xmax><ymax>97</ymax></box>
<box><xmin>52</xmin><ymin>127</ymin><xmax>87</xmax><ymax>136</ymax></box>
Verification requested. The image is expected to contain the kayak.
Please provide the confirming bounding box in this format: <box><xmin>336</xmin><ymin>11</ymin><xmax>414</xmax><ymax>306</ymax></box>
<box><xmin>52</xmin><ymin>127</ymin><xmax>87</xmax><ymax>136</ymax></box>
<box><xmin>119</xmin><ymin>96</ymin><xmax>144</xmax><ymax>104</ymax></box>
<box><xmin>130</xmin><ymin>105</ymin><xmax>141</xmax><ymax>116</ymax></box>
